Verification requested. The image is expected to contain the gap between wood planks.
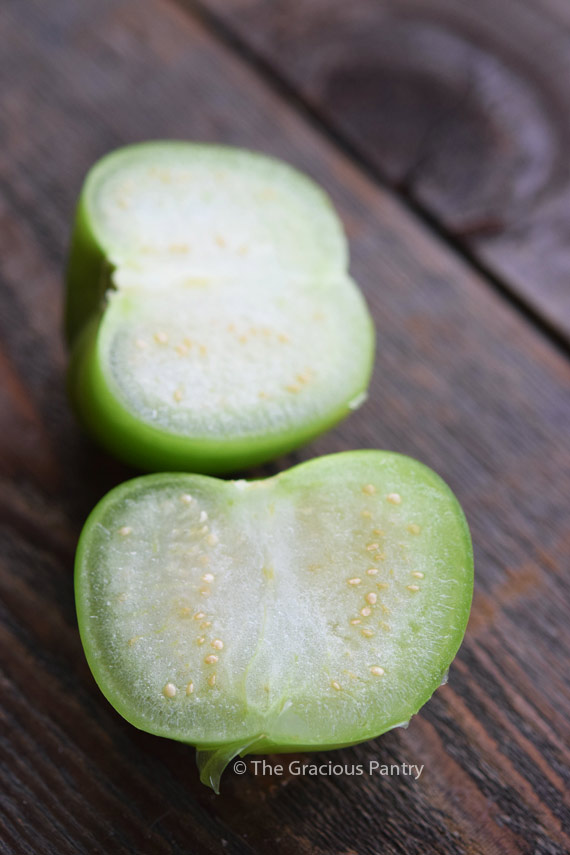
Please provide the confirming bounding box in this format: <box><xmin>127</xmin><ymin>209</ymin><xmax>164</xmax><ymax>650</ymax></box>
<box><xmin>172</xmin><ymin>0</ymin><xmax>570</xmax><ymax>361</ymax></box>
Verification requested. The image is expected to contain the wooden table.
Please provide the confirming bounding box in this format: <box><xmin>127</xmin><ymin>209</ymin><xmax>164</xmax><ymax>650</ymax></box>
<box><xmin>1</xmin><ymin>1</ymin><xmax>569</xmax><ymax>852</ymax></box>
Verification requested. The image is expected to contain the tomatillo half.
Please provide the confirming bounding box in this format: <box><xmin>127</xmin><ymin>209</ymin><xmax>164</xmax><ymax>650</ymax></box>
<box><xmin>66</xmin><ymin>142</ymin><xmax>375</xmax><ymax>473</ymax></box>
<box><xmin>75</xmin><ymin>451</ymin><xmax>473</xmax><ymax>792</ymax></box>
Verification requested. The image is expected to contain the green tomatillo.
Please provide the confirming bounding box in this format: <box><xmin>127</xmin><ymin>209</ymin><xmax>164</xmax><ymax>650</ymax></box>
<box><xmin>75</xmin><ymin>451</ymin><xmax>473</xmax><ymax>792</ymax></box>
<box><xmin>66</xmin><ymin>142</ymin><xmax>375</xmax><ymax>473</ymax></box>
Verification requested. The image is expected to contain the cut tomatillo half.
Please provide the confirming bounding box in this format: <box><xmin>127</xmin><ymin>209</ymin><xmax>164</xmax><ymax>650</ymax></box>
<box><xmin>75</xmin><ymin>451</ymin><xmax>473</xmax><ymax>792</ymax></box>
<box><xmin>66</xmin><ymin>142</ymin><xmax>375</xmax><ymax>472</ymax></box>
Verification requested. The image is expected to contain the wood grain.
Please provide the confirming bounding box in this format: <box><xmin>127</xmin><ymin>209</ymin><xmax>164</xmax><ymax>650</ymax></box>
<box><xmin>0</xmin><ymin>0</ymin><xmax>569</xmax><ymax>852</ymax></box>
<box><xmin>197</xmin><ymin>0</ymin><xmax>570</xmax><ymax>345</ymax></box>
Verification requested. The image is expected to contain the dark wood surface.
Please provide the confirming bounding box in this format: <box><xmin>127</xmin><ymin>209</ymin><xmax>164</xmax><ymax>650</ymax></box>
<box><xmin>0</xmin><ymin>0</ymin><xmax>569</xmax><ymax>853</ymax></box>
<box><xmin>198</xmin><ymin>0</ymin><xmax>570</xmax><ymax>347</ymax></box>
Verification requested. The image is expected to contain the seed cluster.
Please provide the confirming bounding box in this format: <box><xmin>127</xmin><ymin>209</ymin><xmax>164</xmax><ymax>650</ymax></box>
<box><xmin>122</xmin><ymin>491</ymin><xmax>228</xmax><ymax>702</ymax></box>
<box><xmin>330</xmin><ymin>484</ymin><xmax>427</xmax><ymax>693</ymax></box>
<box><xmin>132</xmin><ymin>323</ymin><xmax>316</xmax><ymax>406</ymax></box>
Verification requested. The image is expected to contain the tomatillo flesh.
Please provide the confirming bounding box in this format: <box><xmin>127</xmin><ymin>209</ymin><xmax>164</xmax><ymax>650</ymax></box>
<box><xmin>75</xmin><ymin>451</ymin><xmax>473</xmax><ymax>792</ymax></box>
<box><xmin>66</xmin><ymin>142</ymin><xmax>375</xmax><ymax>473</ymax></box>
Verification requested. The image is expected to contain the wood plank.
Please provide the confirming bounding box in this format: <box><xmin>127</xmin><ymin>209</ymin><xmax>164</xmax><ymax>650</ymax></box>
<box><xmin>197</xmin><ymin>0</ymin><xmax>570</xmax><ymax>345</ymax></box>
<box><xmin>0</xmin><ymin>0</ymin><xmax>569</xmax><ymax>852</ymax></box>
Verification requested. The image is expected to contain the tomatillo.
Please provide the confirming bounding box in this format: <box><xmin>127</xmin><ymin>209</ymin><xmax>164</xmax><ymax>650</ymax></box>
<box><xmin>75</xmin><ymin>451</ymin><xmax>473</xmax><ymax>792</ymax></box>
<box><xmin>66</xmin><ymin>142</ymin><xmax>375</xmax><ymax>473</ymax></box>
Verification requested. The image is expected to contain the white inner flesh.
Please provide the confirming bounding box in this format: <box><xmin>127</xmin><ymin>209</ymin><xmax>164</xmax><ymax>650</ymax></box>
<box><xmin>79</xmin><ymin>456</ymin><xmax>471</xmax><ymax>747</ymax></box>
<box><xmin>99</xmin><ymin>278</ymin><xmax>369</xmax><ymax>436</ymax></box>
<box><xmin>89</xmin><ymin>145</ymin><xmax>347</xmax><ymax>279</ymax></box>
<box><xmin>88</xmin><ymin>146</ymin><xmax>371</xmax><ymax>438</ymax></box>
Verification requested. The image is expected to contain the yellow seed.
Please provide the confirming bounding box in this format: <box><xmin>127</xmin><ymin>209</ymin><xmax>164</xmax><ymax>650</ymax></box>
<box><xmin>361</xmin><ymin>607</ymin><xmax>372</xmax><ymax>617</ymax></box>
<box><xmin>408</xmin><ymin>523</ymin><xmax>421</xmax><ymax>535</ymax></box>
<box><xmin>199</xmin><ymin>344</ymin><xmax>207</xmax><ymax>356</ymax></box>
<box><xmin>179</xmin><ymin>606</ymin><xmax>191</xmax><ymax>617</ymax></box>
<box><xmin>202</xmin><ymin>573</ymin><xmax>214</xmax><ymax>583</ymax></box>
<box><xmin>347</xmin><ymin>577</ymin><xmax>362</xmax><ymax>586</ymax></box>
<box><xmin>331</xmin><ymin>681</ymin><xmax>342</xmax><ymax>691</ymax></box>
<box><xmin>361</xmin><ymin>510</ymin><xmax>372</xmax><ymax>518</ymax></box>
<box><xmin>197</xmin><ymin>637</ymin><xmax>205</xmax><ymax>645</ymax></box>
<box><xmin>204</xmin><ymin>654</ymin><xmax>219</xmax><ymax>665</ymax></box>
<box><xmin>362</xmin><ymin>484</ymin><xmax>376</xmax><ymax>495</ymax></box>
<box><xmin>370</xmin><ymin>666</ymin><xmax>385</xmax><ymax>677</ymax></box>
<box><xmin>373</xmin><ymin>528</ymin><xmax>384</xmax><ymax>536</ymax></box>
<box><xmin>211</xmin><ymin>639</ymin><xmax>224</xmax><ymax>650</ymax></box>
<box><xmin>173</xmin><ymin>388</ymin><xmax>183</xmax><ymax>402</ymax></box>
<box><xmin>163</xmin><ymin>682</ymin><xmax>177</xmax><ymax>698</ymax></box>
<box><xmin>201</xmin><ymin>621</ymin><xmax>212</xmax><ymax>628</ymax></box>
<box><xmin>278</xmin><ymin>333</ymin><xmax>289</xmax><ymax>343</ymax></box>
<box><xmin>181</xmin><ymin>493</ymin><xmax>193</xmax><ymax>504</ymax></box>
<box><xmin>387</xmin><ymin>493</ymin><xmax>402</xmax><ymax>504</ymax></box>
<box><xmin>361</xmin><ymin>628</ymin><xmax>374</xmax><ymax>637</ymax></box>
<box><xmin>215</xmin><ymin>234</ymin><xmax>226</xmax><ymax>248</ymax></box>
<box><xmin>285</xmin><ymin>383</ymin><xmax>301</xmax><ymax>394</ymax></box>
<box><xmin>176</xmin><ymin>344</ymin><xmax>189</xmax><ymax>356</ymax></box>
<box><xmin>186</xmin><ymin>682</ymin><xmax>195</xmax><ymax>695</ymax></box>
<box><xmin>407</xmin><ymin>584</ymin><xmax>420</xmax><ymax>592</ymax></box>
<box><xmin>135</xmin><ymin>338</ymin><xmax>147</xmax><ymax>349</ymax></box>
<box><xmin>154</xmin><ymin>331</ymin><xmax>168</xmax><ymax>344</ymax></box>
<box><xmin>118</xmin><ymin>526</ymin><xmax>132</xmax><ymax>537</ymax></box>
<box><xmin>366</xmin><ymin>592</ymin><xmax>378</xmax><ymax>605</ymax></box>
<box><xmin>207</xmin><ymin>533</ymin><xmax>218</xmax><ymax>546</ymax></box>
<box><xmin>377</xmin><ymin>582</ymin><xmax>389</xmax><ymax>590</ymax></box>
<box><xmin>193</xmin><ymin>612</ymin><xmax>205</xmax><ymax>620</ymax></box>
<box><xmin>350</xmin><ymin>618</ymin><xmax>361</xmax><ymax>625</ymax></box>
<box><xmin>208</xmin><ymin>674</ymin><xmax>217</xmax><ymax>687</ymax></box>
<box><xmin>366</xmin><ymin>567</ymin><xmax>378</xmax><ymax>576</ymax></box>
<box><xmin>367</xmin><ymin>543</ymin><xmax>380</xmax><ymax>551</ymax></box>
<box><xmin>128</xmin><ymin>636</ymin><xmax>142</xmax><ymax>646</ymax></box>
<box><xmin>412</xmin><ymin>571</ymin><xmax>425</xmax><ymax>579</ymax></box>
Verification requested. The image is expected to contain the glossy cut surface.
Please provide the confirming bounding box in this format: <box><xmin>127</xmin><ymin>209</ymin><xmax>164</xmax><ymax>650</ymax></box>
<box><xmin>66</xmin><ymin>143</ymin><xmax>375</xmax><ymax>472</ymax></box>
<box><xmin>75</xmin><ymin>451</ymin><xmax>473</xmax><ymax>791</ymax></box>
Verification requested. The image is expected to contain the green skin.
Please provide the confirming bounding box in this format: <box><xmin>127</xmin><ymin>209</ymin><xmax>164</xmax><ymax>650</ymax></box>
<box><xmin>65</xmin><ymin>143</ymin><xmax>375</xmax><ymax>474</ymax></box>
<box><xmin>75</xmin><ymin>451</ymin><xmax>473</xmax><ymax>791</ymax></box>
